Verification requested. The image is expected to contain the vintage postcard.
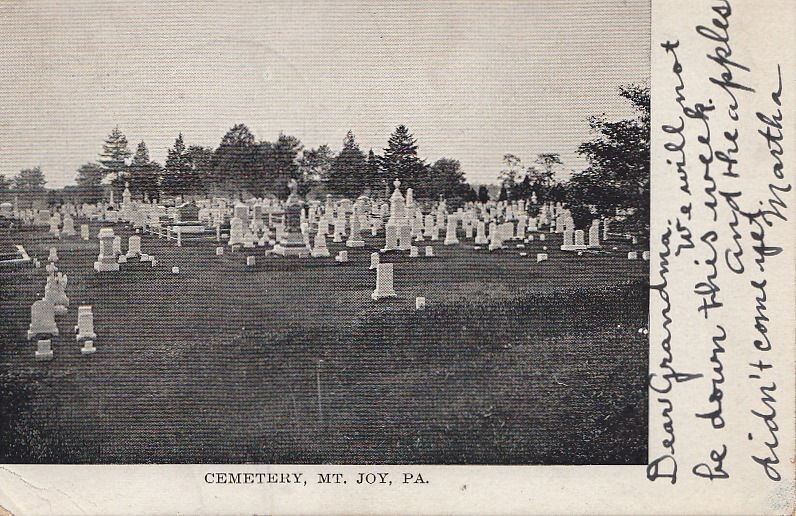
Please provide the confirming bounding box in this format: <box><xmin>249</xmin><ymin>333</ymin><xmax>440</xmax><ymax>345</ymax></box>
<box><xmin>0</xmin><ymin>0</ymin><xmax>792</xmax><ymax>514</ymax></box>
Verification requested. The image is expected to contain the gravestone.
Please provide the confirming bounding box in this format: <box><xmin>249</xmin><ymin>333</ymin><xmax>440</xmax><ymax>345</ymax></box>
<box><xmin>75</xmin><ymin>305</ymin><xmax>96</xmax><ymax>342</ymax></box>
<box><xmin>271</xmin><ymin>181</ymin><xmax>311</xmax><ymax>257</ymax></box>
<box><xmin>560</xmin><ymin>229</ymin><xmax>575</xmax><ymax>251</ymax></box>
<box><xmin>62</xmin><ymin>215</ymin><xmax>76</xmax><ymax>236</ymax></box>
<box><xmin>44</xmin><ymin>272</ymin><xmax>69</xmax><ymax>315</ymax></box>
<box><xmin>371</xmin><ymin>263</ymin><xmax>397</xmax><ymax>300</ymax></box>
<box><xmin>474</xmin><ymin>221</ymin><xmax>488</xmax><ymax>245</ymax></box>
<box><xmin>80</xmin><ymin>339</ymin><xmax>96</xmax><ymax>355</ymax></box>
<box><xmin>536</xmin><ymin>253</ymin><xmax>549</xmax><ymax>263</ymax></box>
<box><xmin>424</xmin><ymin>214</ymin><xmax>435</xmax><ymax>238</ymax></box>
<box><xmin>27</xmin><ymin>299</ymin><xmax>58</xmax><ymax>340</ymax></box>
<box><xmin>335</xmin><ymin>250</ymin><xmax>349</xmax><ymax>263</ymax></box>
<box><xmin>627</xmin><ymin>251</ymin><xmax>638</xmax><ymax>260</ymax></box>
<box><xmin>81</xmin><ymin>224</ymin><xmax>90</xmax><ymax>241</ymax></box>
<box><xmin>574</xmin><ymin>230</ymin><xmax>586</xmax><ymax>250</ymax></box>
<box><xmin>588</xmin><ymin>221</ymin><xmax>601</xmax><ymax>248</ymax></box>
<box><xmin>36</xmin><ymin>339</ymin><xmax>54</xmax><ymax>361</ymax></box>
<box><xmin>246</xmin><ymin>256</ymin><xmax>256</xmax><ymax>266</ymax></box>
<box><xmin>409</xmin><ymin>246</ymin><xmax>419</xmax><ymax>258</ymax></box>
<box><xmin>369</xmin><ymin>252</ymin><xmax>380</xmax><ymax>270</ymax></box>
<box><xmin>112</xmin><ymin>236</ymin><xmax>122</xmax><ymax>256</ymax></box>
<box><xmin>642</xmin><ymin>251</ymin><xmax>650</xmax><ymax>261</ymax></box>
<box><xmin>444</xmin><ymin>217</ymin><xmax>459</xmax><ymax>245</ymax></box>
<box><xmin>215</xmin><ymin>246</ymin><xmax>224</xmax><ymax>256</ymax></box>
<box><xmin>425</xmin><ymin>246</ymin><xmax>434</xmax><ymax>257</ymax></box>
<box><xmin>228</xmin><ymin>217</ymin><xmax>245</xmax><ymax>248</ymax></box>
<box><xmin>346</xmin><ymin>212</ymin><xmax>365</xmax><ymax>248</ymax></box>
<box><xmin>48</xmin><ymin>247</ymin><xmax>58</xmax><ymax>263</ymax></box>
<box><xmin>311</xmin><ymin>228</ymin><xmax>330</xmax><ymax>258</ymax></box>
<box><xmin>127</xmin><ymin>236</ymin><xmax>142</xmax><ymax>258</ymax></box>
<box><xmin>49</xmin><ymin>214</ymin><xmax>61</xmax><ymax>237</ymax></box>
<box><xmin>415</xmin><ymin>297</ymin><xmax>426</xmax><ymax>310</ymax></box>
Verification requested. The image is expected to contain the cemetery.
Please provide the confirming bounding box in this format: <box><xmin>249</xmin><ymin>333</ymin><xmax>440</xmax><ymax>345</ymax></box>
<box><xmin>0</xmin><ymin>177</ymin><xmax>649</xmax><ymax>464</ymax></box>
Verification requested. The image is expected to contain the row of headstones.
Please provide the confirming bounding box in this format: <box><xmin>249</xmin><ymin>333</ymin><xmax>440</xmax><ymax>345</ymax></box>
<box><xmin>93</xmin><ymin>228</ymin><xmax>154</xmax><ymax>272</ymax></box>
<box><xmin>27</xmin><ymin>259</ymin><xmax>97</xmax><ymax>360</ymax></box>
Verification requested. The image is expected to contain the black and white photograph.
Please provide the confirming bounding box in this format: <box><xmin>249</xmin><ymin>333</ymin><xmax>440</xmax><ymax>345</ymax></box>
<box><xmin>0</xmin><ymin>0</ymin><xmax>652</xmax><ymax>466</ymax></box>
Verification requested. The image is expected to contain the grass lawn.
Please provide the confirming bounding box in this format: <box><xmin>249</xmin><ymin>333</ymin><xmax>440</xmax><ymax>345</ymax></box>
<box><xmin>0</xmin><ymin>221</ymin><xmax>648</xmax><ymax>464</ymax></box>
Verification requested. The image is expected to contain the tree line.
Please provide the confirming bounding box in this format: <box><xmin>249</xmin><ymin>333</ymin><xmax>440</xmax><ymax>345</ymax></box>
<box><xmin>64</xmin><ymin>124</ymin><xmax>477</xmax><ymax>205</ymax></box>
<box><xmin>1</xmin><ymin>84</ymin><xmax>648</xmax><ymax>230</ymax></box>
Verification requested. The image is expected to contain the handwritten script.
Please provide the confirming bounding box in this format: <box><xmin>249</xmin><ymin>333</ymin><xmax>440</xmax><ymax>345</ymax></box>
<box><xmin>648</xmin><ymin>0</ymin><xmax>790</xmax><ymax>484</ymax></box>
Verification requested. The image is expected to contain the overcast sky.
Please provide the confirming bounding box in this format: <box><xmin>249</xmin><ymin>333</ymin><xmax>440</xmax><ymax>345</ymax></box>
<box><xmin>0</xmin><ymin>0</ymin><xmax>650</xmax><ymax>188</ymax></box>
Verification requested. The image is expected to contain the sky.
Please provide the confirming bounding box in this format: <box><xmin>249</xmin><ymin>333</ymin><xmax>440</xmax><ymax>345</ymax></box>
<box><xmin>0</xmin><ymin>0</ymin><xmax>650</xmax><ymax>188</ymax></box>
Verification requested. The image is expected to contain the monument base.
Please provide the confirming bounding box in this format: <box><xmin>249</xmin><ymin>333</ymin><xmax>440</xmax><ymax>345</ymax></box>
<box><xmin>311</xmin><ymin>248</ymin><xmax>330</xmax><ymax>258</ymax></box>
<box><xmin>94</xmin><ymin>261</ymin><xmax>120</xmax><ymax>272</ymax></box>
<box><xmin>81</xmin><ymin>341</ymin><xmax>96</xmax><ymax>355</ymax></box>
<box><xmin>271</xmin><ymin>243</ymin><xmax>310</xmax><ymax>258</ymax></box>
<box><xmin>35</xmin><ymin>349</ymin><xmax>54</xmax><ymax>361</ymax></box>
<box><xmin>346</xmin><ymin>239</ymin><xmax>365</xmax><ymax>248</ymax></box>
<box><xmin>371</xmin><ymin>290</ymin><xmax>397</xmax><ymax>301</ymax></box>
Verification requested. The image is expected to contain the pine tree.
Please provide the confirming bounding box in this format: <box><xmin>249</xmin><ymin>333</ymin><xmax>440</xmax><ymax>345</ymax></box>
<box><xmin>99</xmin><ymin>126</ymin><xmax>131</xmax><ymax>176</ymax></box>
<box><xmin>162</xmin><ymin>134</ymin><xmax>190</xmax><ymax>197</ymax></box>
<box><xmin>365</xmin><ymin>149</ymin><xmax>381</xmax><ymax>196</ymax></box>
<box><xmin>328</xmin><ymin>130</ymin><xmax>367</xmax><ymax>198</ymax></box>
<box><xmin>382</xmin><ymin>125</ymin><xmax>425</xmax><ymax>192</ymax></box>
<box><xmin>213</xmin><ymin>124</ymin><xmax>257</xmax><ymax>196</ymax></box>
<box><xmin>13</xmin><ymin>167</ymin><xmax>47</xmax><ymax>191</ymax></box>
<box><xmin>477</xmin><ymin>185</ymin><xmax>490</xmax><ymax>203</ymax></box>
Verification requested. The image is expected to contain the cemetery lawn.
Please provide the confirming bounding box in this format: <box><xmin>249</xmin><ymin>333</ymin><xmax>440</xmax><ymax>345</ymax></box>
<box><xmin>1</xmin><ymin>224</ymin><xmax>648</xmax><ymax>464</ymax></box>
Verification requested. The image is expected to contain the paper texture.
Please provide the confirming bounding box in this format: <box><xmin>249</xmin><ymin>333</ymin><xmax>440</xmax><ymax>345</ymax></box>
<box><xmin>0</xmin><ymin>0</ymin><xmax>793</xmax><ymax>514</ymax></box>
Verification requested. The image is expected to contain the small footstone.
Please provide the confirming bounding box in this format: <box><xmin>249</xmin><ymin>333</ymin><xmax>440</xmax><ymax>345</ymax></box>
<box><xmin>172</xmin><ymin>266</ymin><xmax>180</xmax><ymax>274</ymax></box>
<box><xmin>80</xmin><ymin>340</ymin><xmax>96</xmax><ymax>355</ymax></box>
<box><xmin>35</xmin><ymin>339</ymin><xmax>54</xmax><ymax>361</ymax></box>
<box><xmin>246</xmin><ymin>256</ymin><xmax>256</xmax><ymax>266</ymax></box>
<box><xmin>536</xmin><ymin>253</ymin><xmax>549</xmax><ymax>263</ymax></box>
<box><xmin>216</xmin><ymin>247</ymin><xmax>224</xmax><ymax>256</ymax></box>
<box><xmin>415</xmin><ymin>297</ymin><xmax>426</xmax><ymax>310</ymax></box>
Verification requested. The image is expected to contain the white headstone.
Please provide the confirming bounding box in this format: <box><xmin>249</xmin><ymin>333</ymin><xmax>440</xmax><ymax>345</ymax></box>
<box><xmin>425</xmin><ymin>246</ymin><xmax>434</xmax><ymax>257</ymax></box>
<box><xmin>127</xmin><ymin>236</ymin><xmax>142</xmax><ymax>258</ymax></box>
<box><xmin>588</xmin><ymin>221</ymin><xmax>601</xmax><ymax>248</ymax></box>
<box><xmin>335</xmin><ymin>250</ymin><xmax>349</xmax><ymax>263</ymax></box>
<box><xmin>627</xmin><ymin>251</ymin><xmax>638</xmax><ymax>260</ymax></box>
<box><xmin>75</xmin><ymin>306</ymin><xmax>96</xmax><ymax>341</ymax></box>
<box><xmin>444</xmin><ymin>217</ymin><xmax>459</xmax><ymax>245</ymax></box>
<box><xmin>642</xmin><ymin>250</ymin><xmax>650</xmax><ymax>261</ymax></box>
<box><xmin>415</xmin><ymin>297</ymin><xmax>426</xmax><ymax>310</ymax></box>
<box><xmin>369</xmin><ymin>252</ymin><xmax>380</xmax><ymax>270</ymax></box>
<box><xmin>172</xmin><ymin>266</ymin><xmax>180</xmax><ymax>274</ymax></box>
<box><xmin>48</xmin><ymin>247</ymin><xmax>58</xmax><ymax>263</ymax></box>
<box><xmin>246</xmin><ymin>256</ymin><xmax>256</xmax><ymax>266</ymax></box>
<box><xmin>94</xmin><ymin>228</ymin><xmax>120</xmax><ymax>271</ymax></box>
<box><xmin>35</xmin><ymin>339</ymin><xmax>54</xmax><ymax>361</ymax></box>
<box><xmin>371</xmin><ymin>263</ymin><xmax>397</xmax><ymax>300</ymax></box>
<box><xmin>81</xmin><ymin>224</ymin><xmax>90</xmax><ymax>240</ymax></box>
<box><xmin>311</xmin><ymin>229</ymin><xmax>330</xmax><ymax>258</ymax></box>
<box><xmin>28</xmin><ymin>299</ymin><xmax>59</xmax><ymax>341</ymax></box>
<box><xmin>216</xmin><ymin>246</ymin><xmax>224</xmax><ymax>256</ymax></box>
<box><xmin>536</xmin><ymin>253</ymin><xmax>549</xmax><ymax>263</ymax></box>
<box><xmin>474</xmin><ymin>221</ymin><xmax>488</xmax><ymax>245</ymax></box>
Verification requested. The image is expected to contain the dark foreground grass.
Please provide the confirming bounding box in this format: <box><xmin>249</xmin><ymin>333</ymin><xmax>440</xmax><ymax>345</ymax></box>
<box><xmin>0</xmin><ymin>222</ymin><xmax>648</xmax><ymax>464</ymax></box>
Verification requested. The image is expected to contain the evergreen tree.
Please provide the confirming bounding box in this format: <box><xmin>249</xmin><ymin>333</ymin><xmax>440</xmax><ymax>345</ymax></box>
<box><xmin>99</xmin><ymin>126</ymin><xmax>132</xmax><ymax>178</ymax></box>
<box><xmin>427</xmin><ymin>158</ymin><xmax>470</xmax><ymax>204</ymax></box>
<box><xmin>128</xmin><ymin>141</ymin><xmax>155</xmax><ymax>199</ymax></box>
<box><xmin>328</xmin><ymin>130</ymin><xmax>367</xmax><ymax>198</ymax></box>
<box><xmin>186</xmin><ymin>146</ymin><xmax>213</xmax><ymax>196</ymax></box>
<box><xmin>13</xmin><ymin>167</ymin><xmax>47</xmax><ymax>191</ymax></box>
<box><xmin>213</xmin><ymin>124</ymin><xmax>258</xmax><ymax>196</ymax></box>
<box><xmin>365</xmin><ymin>148</ymin><xmax>382</xmax><ymax>196</ymax></box>
<box><xmin>75</xmin><ymin>163</ymin><xmax>105</xmax><ymax>203</ymax></box>
<box><xmin>477</xmin><ymin>185</ymin><xmax>490</xmax><ymax>203</ymax></box>
<box><xmin>298</xmin><ymin>144</ymin><xmax>335</xmax><ymax>193</ymax></box>
<box><xmin>381</xmin><ymin>125</ymin><xmax>425</xmax><ymax>191</ymax></box>
<box><xmin>162</xmin><ymin>134</ymin><xmax>190</xmax><ymax>197</ymax></box>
